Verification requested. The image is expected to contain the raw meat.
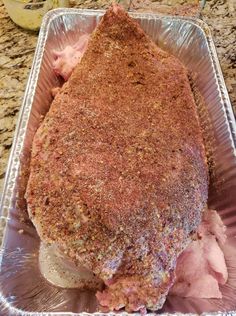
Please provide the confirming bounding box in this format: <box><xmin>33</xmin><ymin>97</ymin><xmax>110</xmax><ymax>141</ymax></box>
<box><xmin>170</xmin><ymin>210</ymin><xmax>228</xmax><ymax>298</ymax></box>
<box><xmin>52</xmin><ymin>34</ymin><xmax>89</xmax><ymax>81</ymax></box>
<box><xmin>26</xmin><ymin>4</ymin><xmax>208</xmax><ymax>312</ymax></box>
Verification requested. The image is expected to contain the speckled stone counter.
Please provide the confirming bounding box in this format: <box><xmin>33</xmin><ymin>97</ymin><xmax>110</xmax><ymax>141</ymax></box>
<box><xmin>0</xmin><ymin>0</ymin><xmax>235</xmax><ymax>191</ymax></box>
<box><xmin>0</xmin><ymin>2</ymin><xmax>37</xmax><ymax>190</ymax></box>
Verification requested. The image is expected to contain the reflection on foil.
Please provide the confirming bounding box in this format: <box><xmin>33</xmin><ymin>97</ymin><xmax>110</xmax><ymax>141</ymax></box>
<box><xmin>0</xmin><ymin>247</ymin><xmax>75</xmax><ymax>314</ymax></box>
<box><xmin>0</xmin><ymin>247</ymin><xmax>99</xmax><ymax>315</ymax></box>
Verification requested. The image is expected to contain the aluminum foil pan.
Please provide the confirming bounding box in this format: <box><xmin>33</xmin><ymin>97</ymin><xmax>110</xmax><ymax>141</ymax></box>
<box><xmin>0</xmin><ymin>8</ymin><xmax>236</xmax><ymax>316</ymax></box>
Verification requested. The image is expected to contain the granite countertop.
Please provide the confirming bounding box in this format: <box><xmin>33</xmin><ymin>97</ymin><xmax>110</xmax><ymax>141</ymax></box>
<box><xmin>0</xmin><ymin>0</ymin><xmax>235</xmax><ymax>191</ymax></box>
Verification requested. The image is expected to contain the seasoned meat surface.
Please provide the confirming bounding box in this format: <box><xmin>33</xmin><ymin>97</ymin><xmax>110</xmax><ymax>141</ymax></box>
<box><xmin>26</xmin><ymin>4</ymin><xmax>208</xmax><ymax>312</ymax></box>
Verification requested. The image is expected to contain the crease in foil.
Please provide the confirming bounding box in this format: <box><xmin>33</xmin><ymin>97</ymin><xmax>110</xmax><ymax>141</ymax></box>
<box><xmin>0</xmin><ymin>8</ymin><xmax>236</xmax><ymax>316</ymax></box>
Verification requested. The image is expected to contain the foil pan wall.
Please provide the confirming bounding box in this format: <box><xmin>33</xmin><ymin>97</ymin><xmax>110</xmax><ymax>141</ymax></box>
<box><xmin>0</xmin><ymin>8</ymin><xmax>236</xmax><ymax>316</ymax></box>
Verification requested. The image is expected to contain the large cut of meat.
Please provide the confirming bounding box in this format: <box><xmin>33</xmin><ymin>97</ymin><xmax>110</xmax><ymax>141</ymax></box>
<box><xmin>26</xmin><ymin>4</ymin><xmax>208</xmax><ymax>312</ymax></box>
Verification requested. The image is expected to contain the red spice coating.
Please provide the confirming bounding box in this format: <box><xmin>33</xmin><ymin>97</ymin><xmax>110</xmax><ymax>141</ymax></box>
<box><xmin>26</xmin><ymin>5</ymin><xmax>208</xmax><ymax>312</ymax></box>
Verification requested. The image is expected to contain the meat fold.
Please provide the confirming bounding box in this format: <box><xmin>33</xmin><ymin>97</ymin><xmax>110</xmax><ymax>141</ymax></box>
<box><xmin>26</xmin><ymin>4</ymin><xmax>208</xmax><ymax>312</ymax></box>
<box><xmin>170</xmin><ymin>210</ymin><xmax>228</xmax><ymax>299</ymax></box>
<box><xmin>52</xmin><ymin>34</ymin><xmax>89</xmax><ymax>81</ymax></box>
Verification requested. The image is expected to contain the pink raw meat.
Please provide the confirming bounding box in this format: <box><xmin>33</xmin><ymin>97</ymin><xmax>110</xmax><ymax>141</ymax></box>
<box><xmin>52</xmin><ymin>34</ymin><xmax>89</xmax><ymax>81</ymax></box>
<box><xmin>170</xmin><ymin>210</ymin><xmax>228</xmax><ymax>299</ymax></box>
